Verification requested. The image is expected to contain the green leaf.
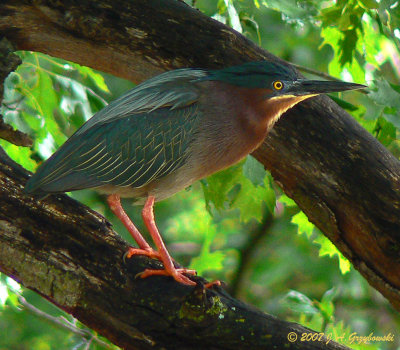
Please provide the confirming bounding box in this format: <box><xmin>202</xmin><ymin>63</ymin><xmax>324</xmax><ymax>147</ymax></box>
<box><xmin>6</xmin><ymin>277</ymin><xmax>21</xmax><ymax>293</ymax></box>
<box><xmin>320</xmin><ymin>26</ymin><xmax>343</xmax><ymax>77</ymax></box>
<box><xmin>202</xmin><ymin>160</ymin><xmax>275</xmax><ymax>223</ymax></box>
<box><xmin>318</xmin><ymin>288</ymin><xmax>337</xmax><ymax>321</ymax></box>
<box><xmin>358</xmin><ymin>0</ymin><xmax>379</xmax><ymax>9</ymax></box>
<box><xmin>243</xmin><ymin>155</ymin><xmax>266</xmax><ymax>186</ymax></box>
<box><xmin>369</xmin><ymin>80</ymin><xmax>400</xmax><ymax>109</ymax></box>
<box><xmin>329</xmin><ymin>96</ymin><xmax>359</xmax><ymax>112</ymax></box>
<box><xmin>314</xmin><ymin>235</ymin><xmax>351</xmax><ymax>274</ymax></box>
<box><xmin>0</xmin><ymin>142</ymin><xmax>37</xmax><ymax>172</ymax></box>
<box><xmin>320</xmin><ymin>6</ymin><xmax>342</xmax><ymax>26</ymax></box>
<box><xmin>292</xmin><ymin>212</ymin><xmax>351</xmax><ymax>274</ymax></box>
<box><xmin>29</xmin><ymin>64</ymin><xmax>66</xmax><ymax>148</ymax></box>
<box><xmin>292</xmin><ymin>208</ymin><xmax>351</xmax><ymax>274</ymax></box>
<box><xmin>231</xmin><ymin>175</ymin><xmax>275</xmax><ymax>222</ymax></box>
<box><xmin>6</xmin><ymin>293</ymin><xmax>20</xmax><ymax>309</ymax></box>
<box><xmin>36</xmin><ymin>68</ymin><xmax>58</xmax><ymax>120</ymax></box>
<box><xmin>292</xmin><ymin>211</ymin><xmax>314</xmax><ymax>238</ymax></box>
<box><xmin>374</xmin><ymin>117</ymin><xmax>396</xmax><ymax>146</ymax></box>
<box><xmin>190</xmin><ymin>228</ymin><xmax>226</xmax><ymax>274</ymax></box>
<box><xmin>0</xmin><ymin>279</ymin><xmax>9</xmax><ymax>306</ymax></box>
<box><xmin>281</xmin><ymin>290</ymin><xmax>319</xmax><ymax>315</ymax></box>
<box><xmin>261</xmin><ymin>0</ymin><xmax>318</xmax><ymax>21</ymax></box>
<box><xmin>224</xmin><ymin>0</ymin><xmax>242</xmax><ymax>32</ymax></box>
<box><xmin>73</xmin><ymin>65</ymin><xmax>110</xmax><ymax>93</ymax></box>
<box><xmin>190</xmin><ymin>250</ymin><xmax>226</xmax><ymax>275</ymax></box>
<box><xmin>320</xmin><ymin>21</ymin><xmax>366</xmax><ymax>83</ymax></box>
<box><xmin>359</xmin><ymin>15</ymin><xmax>381</xmax><ymax>69</ymax></box>
<box><xmin>339</xmin><ymin>29</ymin><xmax>358</xmax><ymax>65</ymax></box>
<box><xmin>202</xmin><ymin>162</ymin><xmax>244</xmax><ymax>210</ymax></box>
<box><xmin>360</xmin><ymin>93</ymin><xmax>384</xmax><ymax>122</ymax></box>
<box><xmin>321</xmin><ymin>287</ymin><xmax>337</xmax><ymax>304</ymax></box>
<box><xmin>278</xmin><ymin>194</ymin><xmax>297</xmax><ymax>207</ymax></box>
<box><xmin>368</xmin><ymin>80</ymin><xmax>400</xmax><ymax>128</ymax></box>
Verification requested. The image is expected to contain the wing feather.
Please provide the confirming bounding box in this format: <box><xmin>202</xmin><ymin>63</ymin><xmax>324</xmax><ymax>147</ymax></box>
<box><xmin>74</xmin><ymin>69</ymin><xmax>206</xmax><ymax>136</ymax></box>
<box><xmin>25</xmin><ymin>105</ymin><xmax>201</xmax><ymax>194</ymax></box>
<box><xmin>25</xmin><ymin>68</ymin><xmax>206</xmax><ymax>196</ymax></box>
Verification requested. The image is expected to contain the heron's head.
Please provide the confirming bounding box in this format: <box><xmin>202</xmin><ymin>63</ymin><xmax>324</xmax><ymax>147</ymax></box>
<box><xmin>206</xmin><ymin>61</ymin><xmax>365</xmax><ymax>123</ymax></box>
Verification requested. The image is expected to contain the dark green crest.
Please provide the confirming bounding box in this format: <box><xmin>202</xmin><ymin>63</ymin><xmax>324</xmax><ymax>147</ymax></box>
<box><xmin>204</xmin><ymin>61</ymin><xmax>298</xmax><ymax>88</ymax></box>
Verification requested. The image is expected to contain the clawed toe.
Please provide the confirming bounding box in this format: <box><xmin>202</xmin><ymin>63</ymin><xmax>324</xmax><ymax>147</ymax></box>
<box><xmin>136</xmin><ymin>268</ymin><xmax>196</xmax><ymax>285</ymax></box>
<box><xmin>204</xmin><ymin>280</ymin><xmax>222</xmax><ymax>288</ymax></box>
<box><xmin>124</xmin><ymin>247</ymin><xmax>162</xmax><ymax>261</ymax></box>
<box><xmin>124</xmin><ymin>247</ymin><xmax>220</xmax><ymax>288</ymax></box>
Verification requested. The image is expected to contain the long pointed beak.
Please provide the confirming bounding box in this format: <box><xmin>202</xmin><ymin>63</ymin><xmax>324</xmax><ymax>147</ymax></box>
<box><xmin>291</xmin><ymin>79</ymin><xmax>366</xmax><ymax>96</ymax></box>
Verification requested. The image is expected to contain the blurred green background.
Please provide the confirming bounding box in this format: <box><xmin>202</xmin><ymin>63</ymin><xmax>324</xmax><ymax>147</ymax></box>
<box><xmin>1</xmin><ymin>0</ymin><xmax>400</xmax><ymax>349</ymax></box>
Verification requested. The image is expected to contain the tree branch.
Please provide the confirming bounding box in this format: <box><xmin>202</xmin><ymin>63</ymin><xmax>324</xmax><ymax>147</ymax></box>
<box><xmin>0</xmin><ymin>0</ymin><xmax>399</xmax><ymax>346</ymax></box>
<box><xmin>0</xmin><ymin>38</ymin><xmax>32</xmax><ymax>147</ymax></box>
<box><xmin>0</xmin><ymin>147</ymin><xmax>348</xmax><ymax>350</ymax></box>
<box><xmin>18</xmin><ymin>295</ymin><xmax>113</xmax><ymax>349</ymax></box>
<box><xmin>0</xmin><ymin>115</ymin><xmax>33</xmax><ymax>146</ymax></box>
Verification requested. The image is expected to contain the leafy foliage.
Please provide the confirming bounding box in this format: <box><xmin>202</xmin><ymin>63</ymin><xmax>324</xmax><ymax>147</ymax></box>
<box><xmin>201</xmin><ymin>160</ymin><xmax>275</xmax><ymax>222</ymax></box>
<box><xmin>1</xmin><ymin>0</ymin><xmax>400</xmax><ymax>348</ymax></box>
<box><xmin>290</xmin><ymin>209</ymin><xmax>351</xmax><ymax>274</ymax></box>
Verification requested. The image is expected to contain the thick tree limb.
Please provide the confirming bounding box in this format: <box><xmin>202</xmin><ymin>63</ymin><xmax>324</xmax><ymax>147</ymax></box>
<box><xmin>0</xmin><ymin>148</ymin><xmax>348</xmax><ymax>350</ymax></box>
<box><xmin>0</xmin><ymin>0</ymin><xmax>399</xmax><ymax>345</ymax></box>
<box><xmin>0</xmin><ymin>115</ymin><xmax>33</xmax><ymax>146</ymax></box>
<box><xmin>0</xmin><ymin>38</ymin><xmax>32</xmax><ymax>147</ymax></box>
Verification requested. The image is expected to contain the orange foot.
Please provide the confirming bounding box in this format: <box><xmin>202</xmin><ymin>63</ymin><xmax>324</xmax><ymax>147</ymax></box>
<box><xmin>120</xmin><ymin>196</ymin><xmax>223</xmax><ymax>288</ymax></box>
<box><xmin>125</xmin><ymin>247</ymin><xmax>221</xmax><ymax>288</ymax></box>
<box><xmin>137</xmin><ymin>268</ymin><xmax>222</xmax><ymax>288</ymax></box>
<box><xmin>125</xmin><ymin>247</ymin><xmax>197</xmax><ymax>285</ymax></box>
<box><xmin>137</xmin><ymin>267</ymin><xmax>197</xmax><ymax>285</ymax></box>
<box><xmin>124</xmin><ymin>246</ymin><xmax>162</xmax><ymax>260</ymax></box>
<box><xmin>204</xmin><ymin>280</ymin><xmax>222</xmax><ymax>289</ymax></box>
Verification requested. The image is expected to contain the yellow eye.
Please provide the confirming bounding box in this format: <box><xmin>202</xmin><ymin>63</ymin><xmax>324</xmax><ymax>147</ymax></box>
<box><xmin>273</xmin><ymin>81</ymin><xmax>284</xmax><ymax>90</ymax></box>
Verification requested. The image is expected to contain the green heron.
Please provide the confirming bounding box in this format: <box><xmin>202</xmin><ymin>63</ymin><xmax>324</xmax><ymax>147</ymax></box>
<box><xmin>25</xmin><ymin>61</ymin><xmax>364</xmax><ymax>286</ymax></box>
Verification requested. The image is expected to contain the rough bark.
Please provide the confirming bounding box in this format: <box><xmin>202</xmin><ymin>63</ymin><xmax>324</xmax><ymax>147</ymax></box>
<box><xmin>0</xmin><ymin>148</ymin><xmax>348</xmax><ymax>350</ymax></box>
<box><xmin>0</xmin><ymin>0</ymin><xmax>399</xmax><ymax>347</ymax></box>
<box><xmin>0</xmin><ymin>38</ymin><xmax>32</xmax><ymax>147</ymax></box>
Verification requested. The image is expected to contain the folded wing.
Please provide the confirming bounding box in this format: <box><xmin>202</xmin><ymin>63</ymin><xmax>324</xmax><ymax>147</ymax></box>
<box><xmin>25</xmin><ymin>69</ymin><xmax>206</xmax><ymax>196</ymax></box>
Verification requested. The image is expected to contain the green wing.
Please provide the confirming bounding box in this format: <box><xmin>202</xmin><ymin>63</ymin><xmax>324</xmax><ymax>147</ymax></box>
<box><xmin>25</xmin><ymin>69</ymin><xmax>206</xmax><ymax>196</ymax></box>
<box><xmin>25</xmin><ymin>105</ymin><xmax>200</xmax><ymax>194</ymax></box>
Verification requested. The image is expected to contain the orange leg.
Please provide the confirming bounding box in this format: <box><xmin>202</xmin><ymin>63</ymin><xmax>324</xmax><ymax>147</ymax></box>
<box><xmin>107</xmin><ymin>194</ymin><xmax>197</xmax><ymax>285</ymax></box>
<box><xmin>107</xmin><ymin>194</ymin><xmax>160</xmax><ymax>259</ymax></box>
<box><xmin>139</xmin><ymin>196</ymin><xmax>197</xmax><ymax>285</ymax></box>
